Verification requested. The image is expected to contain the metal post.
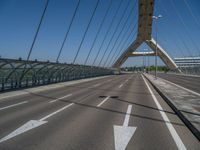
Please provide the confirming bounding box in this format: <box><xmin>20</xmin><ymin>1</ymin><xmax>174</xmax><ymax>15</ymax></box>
<box><xmin>153</xmin><ymin>14</ymin><xmax>162</xmax><ymax>79</ymax></box>
<box><xmin>155</xmin><ymin>19</ymin><xmax>158</xmax><ymax>79</ymax></box>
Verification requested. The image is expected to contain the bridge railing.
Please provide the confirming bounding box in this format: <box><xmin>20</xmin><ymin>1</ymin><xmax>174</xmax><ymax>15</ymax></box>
<box><xmin>0</xmin><ymin>58</ymin><xmax>113</xmax><ymax>92</ymax></box>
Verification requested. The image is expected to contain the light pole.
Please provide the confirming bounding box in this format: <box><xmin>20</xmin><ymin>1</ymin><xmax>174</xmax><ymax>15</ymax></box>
<box><xmin>153</xmin><ymin>14</ymin><xmax>162</xmax><ymax>79</ymax></box>
<box><xmin>144</xmin><ymin>48</ymin><xmax>148</xmax><ymax>73</ymax></box>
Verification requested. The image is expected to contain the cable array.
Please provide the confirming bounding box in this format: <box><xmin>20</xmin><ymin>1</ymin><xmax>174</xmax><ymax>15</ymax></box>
<box><xmin>56</xmin><ymin>0</ymin><xmax>81</xmax><ymax>62</ymax></box>
<box><xmin>84</xmin><ymin>0</ymin><xmax>113</xmax><ymax>65</ymax></box>
<box><xmin>72</xmin><ymin>0</ymin><xmax>100</xmax><ymax>64</ymax></box>
<box><xmin>27</xmin><ymin>0</ymin><xmax>50</xmax><ymax>60</ymax></box>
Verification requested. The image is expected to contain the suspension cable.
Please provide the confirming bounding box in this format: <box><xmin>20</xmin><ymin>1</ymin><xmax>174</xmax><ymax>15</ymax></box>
<box><xmin>56</xmin><ymin>0</ymin><xmax>80</xmax><ymax>62</ymax></box>
<box><xmin>103</xmin><ymin>1</ymin><xmax>136</xmax><ymax>67</ymax></box>
<box><xmin>111</xmin><ymin>24</ymin><xmax>137</xmax><ymax>66</ymax></box>
<box><xmin>170</xmin><ymin>0</ymin><xmax>200</xmax><ymax>54</ymax></box>
<box><xmin>92</xmin><ymin>0</ymin><xmax>124</xmax><ymax>66</ymax></box>
<box><xmin>159</xmin><ymin>1</ymin><xmax>195</xmax><ymax>57</ymax></box>
<box><xmin>84</xmin><ymin>0</ymin><xmax>113</xmax><ymax>65</ymax></box>
<box><xmin>182</xmin><ymin>0</ymin><xmax>200</xmax><ymax>29</ymax></box>
<box><xmin>72</xmin><ymin>0</ymin><xmax>100</xmax><ymax>64</ymax></box>
<box><xmin>107</xmin><ymin>12</ymin><xmax>137</xmax><ymax>67</ymax></box>
<box><xmin>27</xmin><ymin>0</ymin><xmax>50</xmax><ymax>60</ymax></box>
<box><xmin>98</xmin><ymin>0</ymin><xmax>131</xmax><ymax>67</ymax></box>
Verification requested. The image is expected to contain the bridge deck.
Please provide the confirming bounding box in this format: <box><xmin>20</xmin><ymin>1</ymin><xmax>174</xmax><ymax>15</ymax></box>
<box><xmin>0</xmin><ymin>73</ymin><xmax>199</xmax><ymax>149</ymax></box>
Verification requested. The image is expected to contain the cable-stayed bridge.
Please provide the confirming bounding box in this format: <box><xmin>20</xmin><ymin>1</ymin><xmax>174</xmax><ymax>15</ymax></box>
<box><xmin>0</xmin><ymin>0</ymin><xmax>200</xmax><ymax>149</ymax></box>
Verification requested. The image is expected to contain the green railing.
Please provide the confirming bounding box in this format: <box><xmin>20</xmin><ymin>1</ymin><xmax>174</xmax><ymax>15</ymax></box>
<box><xmin>0</xmin><ymin>58</ymin><xmax>113</xmax><ymax>91</ymax></box>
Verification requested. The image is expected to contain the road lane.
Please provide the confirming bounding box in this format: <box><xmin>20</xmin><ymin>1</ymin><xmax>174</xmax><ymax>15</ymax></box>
<box><xmin>0</xmin><ymin>74</ymin><xmax>130</xmax><ymax>149</ymax></box>
<box><xmin>0</xmin><ymin>73</ymin><xmax>199</xmax><ymax>150</ymax></box>
<box><xmin>0</xmin><ymin>74</ymin><xmax>128</xmax><ymax>141</ymax></box>
<box><xmin>157</xmin><ymin>73</ymin><xmax>200</xmax><ymax>94</ymax></box>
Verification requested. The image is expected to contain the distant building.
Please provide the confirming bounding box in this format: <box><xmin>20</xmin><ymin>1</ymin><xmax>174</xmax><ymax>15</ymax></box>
<box><xmin>174</xmin><ymin>57</ymin><xmax>200</xmax><ymax>68</ymax></box>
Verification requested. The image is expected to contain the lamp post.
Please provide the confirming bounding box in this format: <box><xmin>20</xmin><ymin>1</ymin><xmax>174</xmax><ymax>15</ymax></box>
<box><xmin>153</xmin><ymin>14</ymin><xmax>162</xmax><ymax>79</ymax></box>
<box><xmin>144</xmin><ymin>48</ymin><xmax>148</xmax><ymax>73</ymax></box>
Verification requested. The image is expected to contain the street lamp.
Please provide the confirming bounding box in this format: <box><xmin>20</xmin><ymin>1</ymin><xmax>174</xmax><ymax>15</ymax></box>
<box><xmin>153</xmin><ymin>14</ymin><xmax>162</xmax><ymax>79</ymax></box>
<box><xmin>144</xmin><ymin>48</ymin><xmax>148</xmax><ymax>73</ymax></box>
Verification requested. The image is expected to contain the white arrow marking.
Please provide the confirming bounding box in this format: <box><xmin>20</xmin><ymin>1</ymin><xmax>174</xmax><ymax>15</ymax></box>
<box><xmin>0</xmin><ymin>103</ymin><xmax>74</xmax><ymax>143</ymax></box>
<box><xmin>0</xmin><ymin>120</ymin><xmax>47</xmax><ymax>143</ymax></box>
<box><xmin>113</xmin><ymin>105</ymin><xmax>137</xmax><ymax>150</ymax></box>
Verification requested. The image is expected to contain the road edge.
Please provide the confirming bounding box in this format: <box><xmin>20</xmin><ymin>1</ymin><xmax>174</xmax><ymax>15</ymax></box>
<box><xmin>143</xmin><ymin>73</ymin><xmax>200</xmax><ymax>141</ymax></box>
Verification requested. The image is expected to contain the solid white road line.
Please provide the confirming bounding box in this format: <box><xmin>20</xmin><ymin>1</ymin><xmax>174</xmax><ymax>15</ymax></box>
<box><xmin>113</xmin><ymin>105</ymin><xmax>137</xmax><ymax>150</ymax></box>
<box><xmin>119</xmin><ymin>84</ymin><xmax>123</xmax><ymax>88</ymax></box>
<box><xmin>97</xmin><ymin>96</ymin><xmax>110</xmax><ymax>107</ymax></box>
<box><xmin>123</xmin><ymin>105</ymin><xmax>132</xmax><ymax>127</ymax></box>
<box><xmin>0</xmin><ymin>101</ymin><xmax>28</xmax><ymax>111</ymax></box>
<box><xmin>142</xmin><ymin>75</ymin><xmax>187</xmax><ymax>150</ymax></box>
<box><xmin>49</xmin><ymin>94</ymin><xmax>72</xmax><ymax>103</ymax></box>
<box><xmin>161</xmin><ymin>77</ymin><xmax>200</xmax><ymax>96</ymax></box>
<box><xmin>0</xmin><ymin>102</ymin><xmax>74</xmax><ymax>143</ymax></box>
<box><xmin>39</xmin><ymin>103</ymin><xmax>74</xmax><ymax>121</ymax></box>
<box><xmin>93</xmin><ymin>83</ymin><xmax>101</xmax><ymax>87</ymax></box>
<box><xmin>118</xmin><ymin>76</ymin><xmax>132</xmax><ymax>89</ymax></box>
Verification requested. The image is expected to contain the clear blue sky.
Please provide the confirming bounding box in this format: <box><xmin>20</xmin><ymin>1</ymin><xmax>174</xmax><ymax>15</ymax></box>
<box><xmin>0</xmin><ymin>0</ymin><xmax>200</xmax><ymax>67</ymax></box>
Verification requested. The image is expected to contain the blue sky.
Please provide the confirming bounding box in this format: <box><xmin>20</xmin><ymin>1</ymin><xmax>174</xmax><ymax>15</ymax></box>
<box><xmin>0</xmin><ymin>0</ymin><xmax>200</xmax><ymax>67</ymax></box>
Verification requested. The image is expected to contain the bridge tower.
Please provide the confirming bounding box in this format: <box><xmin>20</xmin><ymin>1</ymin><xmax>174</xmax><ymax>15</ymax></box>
<box><xmin>113</xmin><ymin>0</ymin><xmax>181</xmax><ymax>72</ymax></box>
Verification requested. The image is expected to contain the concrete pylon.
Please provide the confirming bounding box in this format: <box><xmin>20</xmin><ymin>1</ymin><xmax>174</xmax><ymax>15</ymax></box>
<box><xmin>112</xmin><ymin>0</ymin><xmax>180</xmax><ymax>72</ymax></box>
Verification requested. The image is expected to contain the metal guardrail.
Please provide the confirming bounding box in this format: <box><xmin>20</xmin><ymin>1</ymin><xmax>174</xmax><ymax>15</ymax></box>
<box><xmin>0</xmin><ymin>58</ymin><xmax>113</xmax><ymax>92</ymax></box>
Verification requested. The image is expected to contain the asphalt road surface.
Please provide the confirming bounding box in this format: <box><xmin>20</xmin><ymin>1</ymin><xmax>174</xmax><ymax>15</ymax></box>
<box><xmin>157</xmin><ymin>73</ymin><xmax>200</xmax><ymax>94</ymax></box>
<box><xmin>0</xmin><ymin>73</ymin><xmax>199</xmax><ymax>150</ymax></box>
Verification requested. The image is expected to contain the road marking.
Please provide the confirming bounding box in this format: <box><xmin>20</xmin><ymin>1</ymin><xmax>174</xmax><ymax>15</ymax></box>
<box><xmin>0</xmin><ymin>120</ymin><xmax>47</xmax><ymax>143</ymax></box>
<box><xmin>97</xmin><ymin>96</ymin><xmax>110</xmax><ymax>107</ymax></box>
<box><xmin>118</xmin><ymin>77</ymin><xmax>131</xmax><ymax>89</ymax></box>
<box><xmin>161</xmin><ymin>77</ymin><xmax>200</xmax><ymax>97</ymax></box>
<box><xmin>0</xmin><ymin>101</ymin><xmax>28</xmax><ymax>111</ymax></box>
<box><xmin>123</xmin><ymin>105</ymin><xmax>132</xmax><ymax>127</ymax></box>
<box><xmin>49</xmin><ymin>94</ymin><xmax>72</xmax><ymax>103</ymax></box>
<box><xmin>0</xmin><ymin>93</ymin><xmax>27</xmax><ymax>101</ymax></box>
<box><xmin>0</xmin><ymin>103</ymin><xmax>74</xmax><ymax>143</ymax></box>
<box><xmin>39</xmin><ymin>103</ymin><xmax>74</xmax><ymax>121</ymax></box>
<box><xmin>142</xmin><ymin>75</ymin><xmax>187</xmax><ymax>150</ymax></box>
<box><xmin>119</xmin><ymin>84</ymin><xmax>123</xmax><ymax>88</ymax></box>
<box><xmin>113</xmin><ymin>105</ymin><xmax>137</xmax><ymax>150</ymax></box>
<box><xmin>93</xmin><ymin>83</ymin><xmax>101</xmax><ymax>87</ymax></box>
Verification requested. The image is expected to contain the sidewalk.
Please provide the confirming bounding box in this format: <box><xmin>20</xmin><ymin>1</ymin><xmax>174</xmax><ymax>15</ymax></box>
<box><xmin>144</xmin><ymin>73</ymin><xmax>200</xmax><ymax>140</ymax></box>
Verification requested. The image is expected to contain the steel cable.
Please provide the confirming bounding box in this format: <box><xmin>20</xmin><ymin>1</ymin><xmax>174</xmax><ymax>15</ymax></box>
<box><xmin>56</xmin><ymin>0</ymin><xmax>81</xmax><ymax>62</ymax></box>
<box><xmin>170</xmin><ymin>0</ymin><xmax>200</xmax><ymax>54</ymax></box>
<box><xmin>110</xmin><ymin>22</ymin><xmax>137</xmax><ymax>66</ymax></box>
<box><xmin>183</xmin><ymin>0</ymin><xmax>200</xmax><ymax>29</ymax></box>
<box><xmin>92</xmin><ymin>0</ymin><xmax>124</xmax><ymax>66</ymax></box>
<box><xmin>27</xmin><ymin>0</ymin><xmax>50</xmax><ymax>60</ymax></box>
<box><xmin>103</xmin><ymin>2</ymin><xmax>136</xmax><ymax>67</ymax></box>
<box><xmin>72</xmin><ymin>0</ymin><xmax>100</xmax><ymax>64</ymax></box>
<box><xmin>107</xmin><ymin>5</ymin><xmax>137</xmax><ymax>67</ymax></box>
<box><xmin>98</xmin><ymin>0</ymin><xmax>132</xmax><ymax>67</ymax></box>
<box><xmin>84</xmin><ymin>0</ymin><xmax>113</xmax><ymax>65</ymax></box>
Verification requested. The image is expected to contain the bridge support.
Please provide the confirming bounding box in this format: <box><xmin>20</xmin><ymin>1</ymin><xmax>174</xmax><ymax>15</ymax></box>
<box><xmin>112</xmin><ymin>0</ymin><xmax>180</xmax><ymax>72</ymax></box>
